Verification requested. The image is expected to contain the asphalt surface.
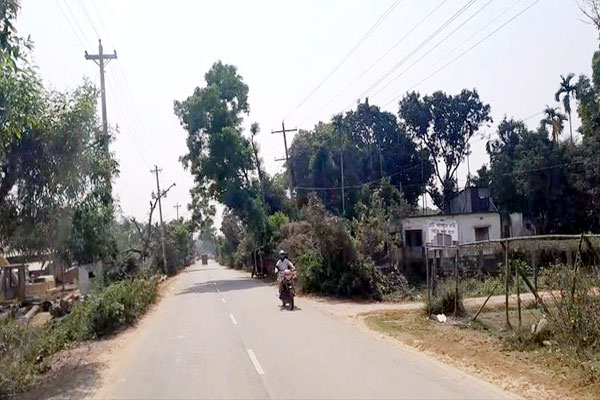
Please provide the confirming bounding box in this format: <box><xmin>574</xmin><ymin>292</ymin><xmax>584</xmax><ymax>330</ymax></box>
<box><xmin>101</xmin><ymin>261</ymin><xmax>512</xmax><ymax>399</ymax></box>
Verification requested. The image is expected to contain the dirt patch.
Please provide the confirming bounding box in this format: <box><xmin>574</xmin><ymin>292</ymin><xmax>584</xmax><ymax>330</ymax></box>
<box><xmin>365</xmin><ymin>310</ymin><xmax>600</xmax><ymax>400</ymax></box>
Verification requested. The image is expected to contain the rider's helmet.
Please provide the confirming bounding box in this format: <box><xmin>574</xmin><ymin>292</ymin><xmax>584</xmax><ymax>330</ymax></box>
<box><xmin>279</xmin><ymin>249</ymin><xmax>286</xmax><ymax>257</ymax></box>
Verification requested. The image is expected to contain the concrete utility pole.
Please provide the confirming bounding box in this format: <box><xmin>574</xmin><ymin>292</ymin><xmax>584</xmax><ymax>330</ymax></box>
<box><xmin>272</xmin><ymin>121</ymin><xmax>297</xmax><ymax>196</ymax></box>
<box><xmin>85</xmin><ymin>39</ymin><xmax>117</xmax><ymax>145</ymax></box>
<box><xmin>174</xmin><ymin>203</ymin><xmax>181</xmax><ymax>220</ymax></box>
<box><xmin>151</xmin><ymin>166</ymin><xmax>168</xmax><ymax>274</ymax></box>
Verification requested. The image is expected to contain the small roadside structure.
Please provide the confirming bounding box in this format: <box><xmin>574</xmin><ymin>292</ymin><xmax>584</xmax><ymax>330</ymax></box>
<box><xmin>78</xmin><ymin>263</ymin><xmax>104</xmax><ymax>295</ymax></box>
<box><xmin>399</xmin><ymin>187</ymin><xmax>531</xmax><ymax>274</ymax></box>
<box><xmin>0</xmin><ymin>262</ymin><xmax>27</xmax><ymax>303</ymax></box>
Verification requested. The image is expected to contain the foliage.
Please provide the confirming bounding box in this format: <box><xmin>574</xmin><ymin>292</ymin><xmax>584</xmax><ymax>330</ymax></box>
<box><xmin>398</xmin><ymin>89</ymin><xmax>492</xmax><ymax>212</ymax></box>
<box><xmin>290</xmin><ymin>101</ymin><xmax>431</xmax><ymax>216</ymax></box>
<box><xmin>481</xmin><ymin>117</ymin><xmax>591</xmax><ymax>233</ymax></box>
<box><xmin>0</xmin><ymin>0</ymin><xmax>32</xmax><ymax>73</ymax></box>
<box><xmin>0</xmin><ymin>277</ymin><xmax>157</xmax><ymax>399</ymax></box>
<box><xmin>541</xmin><ymin>106</ymin><xmax>567</xmax><ymax>142</ymax></box>
<box><xmin>278</xmin><ymin>195</ymin><xmax>382</xmax><ymax>299</ymax></box>
<box><xmin>540</xmin><ymin>265</ymin><xmax>600</xmax><ymax>356</ymax></box>
<box><xmin>425</xmin><ymin>280</ymin><xmax>466</xmax><ymax>317</ymax></box>
<box><xmin>0</xmin><ymin>67</ymin><xmax>118</xmax><ymax>263</ymax></box>
<box><xmin>555</xmin><ymin>73</ymin><xmax>577</xmax><ymax>141</ymax></box>
<box><xmin>353</xmin><ymin>179</ymin><xmax>409</xmax><ymax>267</ymax></box>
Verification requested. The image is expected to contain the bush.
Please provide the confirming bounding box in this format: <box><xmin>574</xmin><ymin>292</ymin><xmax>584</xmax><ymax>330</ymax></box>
<box><xmin>425</xmin><ymin>280</ymin><xmax>466</xmax><ymax>317</ymax></box>
<box><xmin>278</xmin><ymin>196</ymin><xmax>382</xmax><ymax>299</ymax></box>
<box><xmin>541</xmin><ymin>264</ymin><xmax>600</xmax><ymax>355</ymax></box>
<box><xmin>0</xmin><ymin>277</ymin><xmax>157</xmax><ymax>399</ymax></box>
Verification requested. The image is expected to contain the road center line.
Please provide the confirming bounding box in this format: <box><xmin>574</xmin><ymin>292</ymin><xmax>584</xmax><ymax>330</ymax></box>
<box><xmin>247</xmin><ymin>349</ymin><xmax>265</xmax><ymax>375</ymax></box>
<box><xmin>229</xmin><ymin>313</ymin><xmax>237</xmax><ymax>325</ymax></box>
<box><xmin>221</xmin><ymin>298</ymin><xmax>226</xmax><ymax>303</ymax></box>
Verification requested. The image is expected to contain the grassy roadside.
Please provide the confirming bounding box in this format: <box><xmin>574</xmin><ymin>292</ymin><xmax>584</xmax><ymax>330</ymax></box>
<box><xmin>0</xmin><ymin>277</ymin><xmax>158</xmax><ymax>399</ymax></box>
<box><xmin>365</xmin><ymin>309</ymin><xmax>600</xmax><ymax>400</ymax></box>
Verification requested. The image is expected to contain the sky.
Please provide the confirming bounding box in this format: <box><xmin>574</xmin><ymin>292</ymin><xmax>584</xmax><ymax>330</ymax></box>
<box><xmin>16</xmin><ymin>0</ymin><xmax>599</xmax><ymax>226</ymax></box>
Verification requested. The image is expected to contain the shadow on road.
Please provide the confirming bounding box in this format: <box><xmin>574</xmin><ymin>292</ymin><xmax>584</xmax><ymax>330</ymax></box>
<box><xmin>175</xmin><ymin>277</ymin><xmax>264</xmax><ymax>296</ymax></box>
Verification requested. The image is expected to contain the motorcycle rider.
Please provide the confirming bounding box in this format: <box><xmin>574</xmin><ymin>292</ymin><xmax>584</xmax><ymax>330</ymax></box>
<box><xmin>276</xmin><ymin>250</ymin><xmax>295</xmax><ymax>303</ymax></box>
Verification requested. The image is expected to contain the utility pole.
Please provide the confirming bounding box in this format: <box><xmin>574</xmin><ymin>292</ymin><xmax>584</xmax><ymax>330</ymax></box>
<box><xmin>85</xmin><ymin>39</ymin><xmax>117</xmax><ymax>147</ymax></box>
<box><xmin>272</xmin><ymin>121</ymin><xmax>297</xmax><ymax>197</ymax></box>
<box><xmin>151</xmin><ymin>166</ymin><xmax>168</xmax><ymax>274</ymax></box>
<box><xmin>174</xmin><ymin>203</ymin><xmax>181</xmax><ymax>220</ymax></box>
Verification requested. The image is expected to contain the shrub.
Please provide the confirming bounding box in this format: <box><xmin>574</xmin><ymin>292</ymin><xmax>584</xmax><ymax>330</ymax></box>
<box><xmin>278</xmin><ymin>196</ymin><xmax>382</xmax><ymax>299</ymax></box>
<box><xmin>541</xmin><ymin>264</ymin><xmax>600</xmax><ymax>355</ymax></box>
<box><xmin>425</xmin><ymin>280</ymin><xmax>466</xmax><ymax>317</ymax></box>
<box><xmin>0</xmin><ymin>277</ymin><xmax>157</xmax><ymax>399</ymax></box>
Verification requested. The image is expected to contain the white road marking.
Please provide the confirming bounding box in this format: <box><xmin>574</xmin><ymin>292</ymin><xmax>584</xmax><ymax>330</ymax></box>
<box><xmin>247</xmin><ymin>349</ymin><xmax>265</xmax><ymax>375</ymax></box>
<box><xmin>221</xmin><ymin>298</ymin><xmax>226</xmax><ymax>303</ymax></box>
<box><xmin>229</xmin><ymin>314</ymin><xmax>237</xmax><ymax>325</ymax></box>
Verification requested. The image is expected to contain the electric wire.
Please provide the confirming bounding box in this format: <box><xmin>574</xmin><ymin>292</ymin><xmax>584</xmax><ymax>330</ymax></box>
<box><xmin>370</xmin><ymin>0</ymin><xmax>494</xmax><ymax>101</ymax></box>
<box><xmin>77</xmin><ymin>0</ymin><xmax>101</xmax><ymax>39</ymax></box>
<box><xmin>61</xmin><ymin>0</ymin><xmax>93</xmax><ymax>46</ymax></box>
<box><xmin>350</xmin><ymin>0</ymin><xmax>478</xmax><ymax>110</ymax></box>
<box><xmin>298</xmin><ymin>0</ymin><xmax>449</xmax><ymax>126</ymax></box>
<box><xmin>383</xmin><ymin>0</ymin><xmax>542</xmax><ymax>108</ymax></box>
<box><xmin>284</xmin><ymin>0</ymin><xmax>403</xmax><ymax>121</ymax></box>
<box><xmin>55</xmin><ymin>0</ymin><xmax>88</xmax><ymax>49</ymax></box>
<box><xmin>54</xmin><ymin>0</ymin><xmax>153</xmax><ymax>167</ymax></box>
<box><xmin>380</xmin><ymin>0</ymin><xmax>523</xmax><ymax>108</ymax></box>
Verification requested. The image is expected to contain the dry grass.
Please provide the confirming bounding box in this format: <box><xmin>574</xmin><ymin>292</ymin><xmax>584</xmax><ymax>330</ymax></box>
<box><xmin>365</xmin><ymin>309</ymin><xmax>600</xmax><ymax>400</ymax></box>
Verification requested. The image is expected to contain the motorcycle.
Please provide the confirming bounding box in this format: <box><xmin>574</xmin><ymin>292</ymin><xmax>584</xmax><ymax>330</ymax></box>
<box><xmin>275</xmin><ymin>267</ymin><xmax>295</xmax><ymax>310</ymax></box>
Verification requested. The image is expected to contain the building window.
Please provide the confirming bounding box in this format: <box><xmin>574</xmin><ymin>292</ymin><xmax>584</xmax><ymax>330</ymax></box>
<box><xmin>405</xmin><ymin>230</ymin><xmax>423</xmax><ymax>247</ymax></box>
<box><xmin>475</xmin><ymin>227</ymin><xmax>490</xmax><ymax>242</ymax></box>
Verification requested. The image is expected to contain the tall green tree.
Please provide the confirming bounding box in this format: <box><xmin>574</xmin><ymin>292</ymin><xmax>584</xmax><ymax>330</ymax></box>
<box><xmin>555</xmin><ymin>73</ymin><xmax>577</xmax><ymax>142</ymax></box>
<box><xmin>398</xmin><ymin>89</ymin><xmax>491</xmax><ymax>212</ymax></box>
<box><xmin>175</xmin><ymin>61</ymin><xmax>269</xmax><ymax>252</ymax></box>
<box><xmin>541</xmin><ymin>106</ymin><xmax>567</xmax><ymax>143</ymax></box>
<box><xmin>290</xmin><ymin>101</ymin><xmax>430</xmax><ymax>216</ymax></box>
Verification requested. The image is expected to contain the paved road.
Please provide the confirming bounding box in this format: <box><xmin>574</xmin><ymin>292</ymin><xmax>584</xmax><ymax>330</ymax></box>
<box><xmin>101</xmin><ymin>261</ymin><xmax>512</xmax><ymax>399</ymax></box>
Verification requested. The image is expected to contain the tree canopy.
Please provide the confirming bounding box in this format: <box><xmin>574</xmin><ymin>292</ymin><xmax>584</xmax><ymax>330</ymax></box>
<box><xmin>398</xmin><ymin>89</ymin><xmax>491</xmax><ymax>212</ymax></box>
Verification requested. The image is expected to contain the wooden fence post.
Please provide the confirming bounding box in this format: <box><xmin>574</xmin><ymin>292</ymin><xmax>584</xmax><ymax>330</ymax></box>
<box><xmin>425</xmin><ymin>247</ymin><xmax>430</xmax><ymax>314</ymax></box>
<box><xmin>454</xmin><ymin>248</ymin><xmax>459</xmax><ymax>317</ymax></box>
<box><xmin>532</xmin><ymin>250</ymin><xmax>538</xmax><ymax>292</ymax></box>
<box><xmin>503</xmin><ymin>240</ymin><xmax>512</xmax><ymax>329</ymax></box>
<box><xmin>516</xmin><ymin>259</ymin><xmax>521</xmax><ymax>336</ymax></box>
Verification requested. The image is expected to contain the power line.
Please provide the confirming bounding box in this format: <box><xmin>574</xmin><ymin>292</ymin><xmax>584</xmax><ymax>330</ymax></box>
<box><xmin>77</xmin><ymin>0</ymin><xmax>100</xmax><ymax>38</ymax></box>
<box><xmin>379</xmin><ymin>0</ymin><xmax>523</xmax><ymax>107</ymax></box>
<box><xmin>86</xmin><ymin>1</ymin><xmax>160</xmax><ymax>162</ymax></box>
<box><xmin>284</xmin><ymin>0</ymin><xmax>403</xmax><ymax>121</ymax></box>
<box><xmin>61</xmin><ymin>0</ymin><xmax>92</xmax><ymax>46</ymax></box>
<box><xmin>294</xmin><ymin>158</ymin><xmax>594</xmax><ymax>192</ymax></box>
<box><xmin>55</xmin><ymin>0</ymin><xmax>88</xmax><ymax>49</ymax></box>
<box><xmin>384</xmin><ymin>0</ymin><xmax>541</xmax><ymax>108</ymax></box>
<box><xmin>371</xmin><ymin>0</ymin><xmax>494</xmax><ymax>100</ymax></box>
<box><xmin>351</xmin><ymin>0</ymin><xmax>478</xmax><ymax>109</ymax></box>
<box><xmin>299</xmin><ymin>0</ymin><xmax>449</xmax><ymax>126</ymax></box>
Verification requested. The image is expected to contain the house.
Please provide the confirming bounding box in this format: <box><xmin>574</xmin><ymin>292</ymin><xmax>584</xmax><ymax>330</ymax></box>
<box><xmin>399</xmin><ymin>187</ymin><xmax>531</xmax><ymax>273</ymax></box>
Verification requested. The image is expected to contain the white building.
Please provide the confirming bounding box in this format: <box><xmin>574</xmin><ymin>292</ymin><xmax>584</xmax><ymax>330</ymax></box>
<box><xmin>399</xmin><ymin>188</ymin><xmax>532</xmax><ymax>270</ymax></box>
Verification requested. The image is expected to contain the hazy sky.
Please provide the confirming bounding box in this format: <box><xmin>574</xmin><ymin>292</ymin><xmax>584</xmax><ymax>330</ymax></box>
<box><xmin>17</xmin><ymin>0</ymin><xmax>598</xmax><ymax>225</ymax></box>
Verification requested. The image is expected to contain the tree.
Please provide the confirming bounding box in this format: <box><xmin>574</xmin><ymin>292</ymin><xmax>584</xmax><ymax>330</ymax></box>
<box><xmin>555</xmin><ymin>73</ymin><xmax>577</xmax><ymax>142</ymax></box>
<box><xmin>289</xmin><ymin>101</ymin><xmax>431</xmax><ymax>216</ymax></box>
<box><xmin>0</xmin><ymin>72</ymin><xmax>118</xmax><ymax>264</ymax></box>
<box><xmin>541</xmin><ymin>106</ymin><xmax>567</xmax><ymax>143</ymax></box>
<box><xmin>0</xmin><ymin>0</ymin><xmax>32</xmax><ymax>72</ymax></box>
<box><xmin>175</xmin><ymin>61</ymin><xmax>269</xmax><ymax>260</ymax></box>
<box><xmin>398</xmin><ymin>89</ymin><xmax>492</xmax><ymax>212</ymax></box>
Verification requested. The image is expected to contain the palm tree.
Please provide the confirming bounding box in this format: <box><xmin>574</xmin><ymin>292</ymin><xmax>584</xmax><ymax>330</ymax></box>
<box><xmin>541</xmin><ymin>106</ymin><xmax>567</xmax><ymax>143</ymax></box>
<box><xmin>555</xmin><ymin>73</ymin><xmax>577</xmax><ymax>142</ymax></box>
